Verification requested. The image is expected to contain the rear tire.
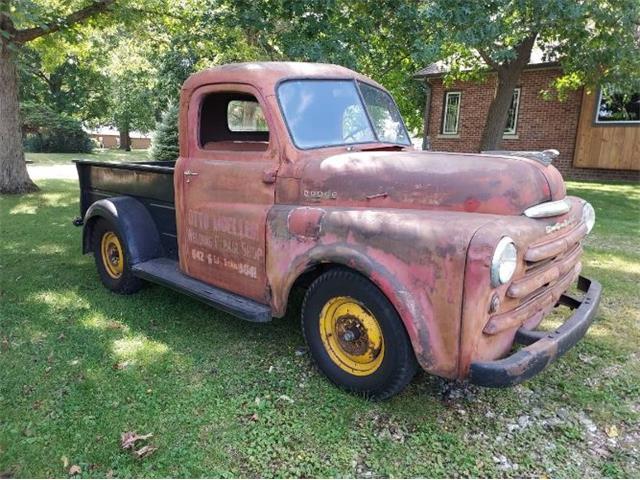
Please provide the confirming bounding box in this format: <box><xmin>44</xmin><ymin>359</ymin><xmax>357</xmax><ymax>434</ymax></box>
<box><xmin>92</xmin><ymin>218</ymin><xmax>143</xmax><ymax>294</ymax></box>
<box><xmin>301</xmin><ymin>268</ymin><xmax>418</xmax><ymax>400</ymax></box>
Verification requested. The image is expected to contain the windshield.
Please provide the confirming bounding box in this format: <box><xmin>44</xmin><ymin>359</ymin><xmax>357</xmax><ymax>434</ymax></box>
<box><xmin>278</xmin><ymin>79</ymin><xmax>411</xmax><ymax>149</ymax></box>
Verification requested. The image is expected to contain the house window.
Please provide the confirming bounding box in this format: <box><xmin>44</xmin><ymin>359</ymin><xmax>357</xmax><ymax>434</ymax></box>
<box><xmin>596</xmin><ymin>89</ymin><xmax>640</xmax><ymax>124</ymax></box>
<box><xmin>442</xmin><ymin>92</ymin><xmax>461</xmax><ymax>134</ymax></box>
<box><xmin>504</xmin><ymin>88</ymin><xmax>521</xmax><ymax>135</ymax></box>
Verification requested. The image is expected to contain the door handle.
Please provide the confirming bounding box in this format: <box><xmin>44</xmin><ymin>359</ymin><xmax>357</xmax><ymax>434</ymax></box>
<box><xmin>183</xmin><ymin>170</ymin><xmax>199</xmax><ymax>183</ymax></box>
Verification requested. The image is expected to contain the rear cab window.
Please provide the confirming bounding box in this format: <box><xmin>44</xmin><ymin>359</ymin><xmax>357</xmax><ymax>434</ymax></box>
<box><xmin>199</xmin><ymin>92</ymin><xmax>270</xmax><ymax>152</ymax></box>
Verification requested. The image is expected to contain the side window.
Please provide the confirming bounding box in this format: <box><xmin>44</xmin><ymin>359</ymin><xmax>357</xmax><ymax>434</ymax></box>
<box><xmin>442</xmin><ymin>92</ymin><xmax>461</xmax><ymax>135</ymax></box>
<box><xmin>358</xmin><ymin>81</ymin><xmax>410</xmax><ymax>145</ymax></box>
<box><xmin>342</xmin><ymin>104</ymin><xmax>371</xmax><ymax>142</ymax></box>
<box><xmin>199</xmin><ymin>92</ymin><xmax>270</xmax><ymax>152</ymax></box>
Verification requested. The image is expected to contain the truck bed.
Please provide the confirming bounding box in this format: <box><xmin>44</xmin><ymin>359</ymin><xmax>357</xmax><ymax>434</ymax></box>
<box><xmin>75</xmin><ymin>159</ymin><xmax>178</xmax><ymax>259</ymax></box>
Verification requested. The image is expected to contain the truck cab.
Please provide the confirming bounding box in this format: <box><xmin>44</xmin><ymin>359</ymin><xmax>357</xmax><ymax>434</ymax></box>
<box><xmin>75</xmin><ymin>62</ymin><xmax>601</xmax><ymax>399</ymax></box>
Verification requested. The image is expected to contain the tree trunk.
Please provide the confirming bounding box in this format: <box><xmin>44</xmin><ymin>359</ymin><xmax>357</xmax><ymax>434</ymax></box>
<box><xmin>479</xmin><ymin>71</ymin><xmax>522</xmax><ymax>151</ymax></box>
<box><xmin>0</xmin><ymin>42</ymin><xmax>38</xmax><ymax>194</ymax></box>
<box><xmin>119</xmin><ymin>127</ymin><xmax>131</xmax><ymax>151</ymax></box>
<box><xmin>422</xmin><ymin>82</ymin><xmax>432</xmax><ymax>151</ymax></box>
<box><xmin>479</xmin><ymin>34</ymin><xmax>537</xmax><ymax>151</ymax></box>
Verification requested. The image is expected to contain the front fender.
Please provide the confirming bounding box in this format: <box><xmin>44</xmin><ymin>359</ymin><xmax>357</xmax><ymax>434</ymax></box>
<box><xmin>82</xmin><ymin>196</ymin><xmax>162</xmax><ymax>264</ymax></box>
<box><xmin>266</xmin><ymin>205</ymin><xmax>491</xmax><ymax>378</ymax></box>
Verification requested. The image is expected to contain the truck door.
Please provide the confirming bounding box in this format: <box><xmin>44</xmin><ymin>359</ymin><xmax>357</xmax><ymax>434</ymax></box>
<box><xmin>174</xmin><ymin>84</ymin><xmax>278</xmax><ymax>303</ymax></box>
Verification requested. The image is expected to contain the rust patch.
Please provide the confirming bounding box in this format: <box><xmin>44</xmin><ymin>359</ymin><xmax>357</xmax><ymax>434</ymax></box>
<box><xmin>287</xmin><ymin>207</ymin><xmax>325</xmax><ymax>239</ymax></box>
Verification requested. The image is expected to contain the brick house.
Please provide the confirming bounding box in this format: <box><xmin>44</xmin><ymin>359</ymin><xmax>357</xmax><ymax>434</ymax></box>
<box><xmin>86</xmin><ymin>127</ymin><xmax>151</xmax><ymax>150</ymax></box>
<box><xmin>415</xmin><ymin>62</ymin><xmax>639</xmax><ymax>181</ymax></box>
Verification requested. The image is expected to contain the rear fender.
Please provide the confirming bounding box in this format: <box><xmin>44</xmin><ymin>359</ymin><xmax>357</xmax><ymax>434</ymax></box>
<box><xmin>82</xmin><ymin>196</ymin><xmax>162</xmax><ymax>264</ymax></box>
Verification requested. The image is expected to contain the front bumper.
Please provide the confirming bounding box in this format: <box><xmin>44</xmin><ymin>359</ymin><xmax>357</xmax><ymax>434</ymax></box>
<box><xmin>469</xmin><ymin>276</ymin><xmax>601</xmax><ymax>387</ymax></box>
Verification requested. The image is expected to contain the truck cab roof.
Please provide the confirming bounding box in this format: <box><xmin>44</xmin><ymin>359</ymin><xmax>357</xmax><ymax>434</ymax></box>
<box><xmin>181</xmin><ymin>61</ymin><xmax>386</xmax><ymax>96</ymax></box>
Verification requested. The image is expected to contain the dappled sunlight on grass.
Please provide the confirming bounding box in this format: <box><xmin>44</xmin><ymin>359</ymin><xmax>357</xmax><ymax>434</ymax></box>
<box><xmin>32</xmin><ymin>243</ymin><xmax>69</xmax><ymax>254</ymax></box>
<box><xmin>112</xmin><ymin>335</ymin><xmax>170</xmax><ymax>366</ymax></box>
<box><xmin>585</xmin><ymin>319</ymin><xmax>636</xmax><ymax>341</ymax></box>
<box><xmin>38</xmin><ymin>191</ymin><xmax>78</xmax><ymax>207</ymax></box>
<box><xmin>538</xmin><ymin>304</ymin><xmax>638</xmax><ymax>351</ymax></box>
<box><xmin>584</xmin><ymin>252</ymin><xmax>640</xmax><ymax>278</ymax></box>
<box><xmin>80</xmin><ymin>311</ymin><xmax>132</xmax><ymax>334</ymax></box>
<box><xmin>2</xmin><ymin>184</ymin><xmax>78</xmax><ymax>217</ymax></box>
<box><xmin>31</xmin><ymin>289</ymin><xmax>92</xmax><ymax>311</ymax></box>
<box><xmin>1</xmin><ymin>240</ymin><xmax>23</xmax><ymax>254</ymax></box>
<box><xmin>566</xmin><ymin>180</ymin><xmax>640</xmax><ymax>199</ymax></box>
<box><xmin>29</xmin><ymin>329</ymin><xmax>48</xmax><ymax>345</ymax></box>
<box><xmin>541</xmin><ymin>268</ymin><xmax>640</xmax><ymax>350</ymax></box>
<box><xmin>9</xmin><ymin>203</ymin><xmax>38</xmax><ymax>215</ymax></box>
<box><xmin>583</xmin><ymin>235</ymin><xmax>640</xmax><ymax>256</ymax></box>
<box><xmin>26</xmin><ymin>191</ymin><xmax>77</xmax><ymax>210</ymax></box>
<box><xmin>567</xmin><ymin>181</ymin><xmax>640</xmax><ymax>258</ymax></box>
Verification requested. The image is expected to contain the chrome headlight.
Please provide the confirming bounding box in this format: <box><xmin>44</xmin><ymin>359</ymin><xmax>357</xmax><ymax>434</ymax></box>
<box><xmin>491</xmin><ymin>237</ymin><xmax>518</xmax><ymax>287</ymax></box>
<box><xmin>582</xmin><ymin>201</ymin><xmax>595</xmax><ymax>234</ymax></box>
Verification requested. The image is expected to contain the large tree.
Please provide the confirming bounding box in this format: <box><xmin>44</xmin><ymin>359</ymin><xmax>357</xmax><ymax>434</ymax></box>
<box><xmin>16</xmin><ymin>2</ymin><xmax>184</xmax><ymax>152</ymax></box>
<box><xmin>422</xmin><ymin>0</ymin><xmax>640</xmax><ymax>150</ymax></box>
<box><xmin>0</xmin><ymin>0</ymin><xmax>114</xmax><ymax>194</ymax></box>
<box><xmin>18</xmin><ymin>44</ymin><xmax>110</xmax><ymax>127</ymax></box>
<box><xmin>208</xmin><ymin>0</ymin><xmax>427</xmax><ymax>129</ymax></box>
<box><xmin>102</xmin><ymin>36</ymin><xmax>157</xmax><ymax>150</ymax></box>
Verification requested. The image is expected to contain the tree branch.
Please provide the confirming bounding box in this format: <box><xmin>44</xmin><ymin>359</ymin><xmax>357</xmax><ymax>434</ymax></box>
<box><xmin>378</xmin><ymin>52</ymin><xmax>412</xmax><ymax>77</ymax></box>
<box><xmin>513</xmin><ymin>33</ymin><xmax>538</xmax><ymax>65</ymax></box>
<box><xmin>477</xmin><ymin>48</ymin><xmax>500</xmax><ymax>70</ymax></box>
<box><xmin>34</xmin><ymin>70</ymin><xmax>53</xmax><ymax>88</ymax></box>
<box><xmin>13</xmin><ymin>0</ymin><xmax>115</xmax><ymax>44</ymax></box>
<box><xmin>123</xmin><ymin>6</ymin><xmax>190</xmax><ymax>22</ymax></box>
<box><xmin>1</xmin><ymin>10</ymin><xmax>16</xmax><ymax>40</ymax></box>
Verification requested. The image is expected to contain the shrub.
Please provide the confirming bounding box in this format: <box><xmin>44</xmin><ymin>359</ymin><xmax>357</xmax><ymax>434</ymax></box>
<box><xmin>22</xmin><ymin>102</ymin><xmax>93</xmax><ymax>153</ymax></box>
<box><xmin>150</xmin><ymin>102</ymin><xmax>179</xmax><ymax>162</ymax></box>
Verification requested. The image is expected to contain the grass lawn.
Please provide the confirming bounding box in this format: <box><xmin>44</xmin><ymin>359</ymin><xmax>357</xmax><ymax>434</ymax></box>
<box><xmin>26</xmin><ymin>149</ymin><xmax>150</xmax><ymax>166</ymax></box>
<box><xmin>1</xmin><ymin>169</ymin><xmax>638</xmax><ymax>477</ymax></box>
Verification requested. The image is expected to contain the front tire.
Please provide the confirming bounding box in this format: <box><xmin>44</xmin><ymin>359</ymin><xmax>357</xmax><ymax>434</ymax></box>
<box><xmin>92</xmin><ymin>218</ymin><xmax>143</xmax><ymax>294</ymax></box>
<box><xmin>301</xmin><ymin>268</ymin><xmax>418</xmax><ymax>400</ymax></box>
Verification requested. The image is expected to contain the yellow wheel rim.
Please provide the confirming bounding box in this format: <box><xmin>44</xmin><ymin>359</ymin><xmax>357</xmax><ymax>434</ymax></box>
<box><xmin>319</xmin><ymin>296</ymin><xmax>384</xmax><ymax>376</ymax></box>
<box><xmin>100</xmin><ymin>231</ymin><xmax>124</xmax><ymax>279</ymax></box>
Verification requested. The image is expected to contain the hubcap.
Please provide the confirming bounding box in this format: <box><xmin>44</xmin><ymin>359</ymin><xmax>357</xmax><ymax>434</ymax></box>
<box><xmin>319</xmin><ymin>296</ymin><xmax>384</xmax><ymax>376</ymax></box>
<box><xmin>100</xmin><ymin>231</ymin><xmax>124</xmax><ymax>279</ymax></box>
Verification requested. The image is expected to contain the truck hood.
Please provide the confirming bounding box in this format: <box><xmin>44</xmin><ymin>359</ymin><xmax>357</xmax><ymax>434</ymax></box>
<box><xmin>299</xmin><ymin>150</ymin><xmax>566</xmax><ymax>215</ymax></box>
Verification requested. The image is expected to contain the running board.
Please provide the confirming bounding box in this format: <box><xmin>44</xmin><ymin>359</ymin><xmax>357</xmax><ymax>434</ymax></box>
<box><xmin>132</xmin><ymin>258</ymin><xmax>272</xmax><ymax>322</ymax></box>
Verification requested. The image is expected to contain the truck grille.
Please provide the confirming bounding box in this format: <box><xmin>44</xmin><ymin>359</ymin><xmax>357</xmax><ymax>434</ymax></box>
<box><xmin>514</xmin><ymin>222</ymin><xmax>587</xmax><ymax>300</ymax></box>
<box><xmin>483</xmin><ymin>221</ymin><xmax>587</xmax><ymax>335</ymax></box>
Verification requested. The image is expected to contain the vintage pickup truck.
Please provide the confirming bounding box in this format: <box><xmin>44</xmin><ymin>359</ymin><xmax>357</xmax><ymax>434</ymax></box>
<box><xmin>74</xmin><ymin>62</ymin><xmax>601</xmax><ymax>399</ymax></box>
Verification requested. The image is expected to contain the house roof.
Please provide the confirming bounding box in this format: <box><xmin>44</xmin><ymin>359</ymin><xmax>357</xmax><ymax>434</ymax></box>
<box><xmin>414</xmin><ymin>47</ymin><xmax>560</xmax><ymax>79</ymax></box>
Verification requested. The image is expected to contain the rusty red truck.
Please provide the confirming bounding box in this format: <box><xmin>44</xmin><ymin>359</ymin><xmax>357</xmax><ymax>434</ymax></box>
<box><xmin>74</xmin><ymin>62</ymin><xmax>601</xmax><ymax>399</ymax></box>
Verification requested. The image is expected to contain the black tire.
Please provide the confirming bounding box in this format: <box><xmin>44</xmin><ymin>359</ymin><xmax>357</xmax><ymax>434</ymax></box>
<box><xmin>92</xmin><ymin>218</ymin><xmax>143</xmax><ymax>294</ymax></box>
<box><xmin>301</xmin><ymin>268</ymin><xmax>418</xmax><ymax>400</ymax></box>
